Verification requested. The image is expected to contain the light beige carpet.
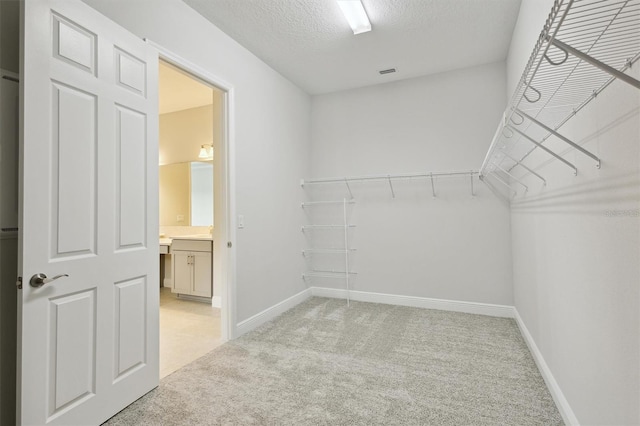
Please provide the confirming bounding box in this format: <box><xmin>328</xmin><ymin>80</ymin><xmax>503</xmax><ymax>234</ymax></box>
<box><xmin>105</xmin><ymin>297</ymin><xmax>563</xmax><ymax>425</ymax></box>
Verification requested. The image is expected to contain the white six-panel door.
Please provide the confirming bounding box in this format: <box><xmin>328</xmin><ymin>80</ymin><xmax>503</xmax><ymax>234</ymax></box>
<box><xmin>20</xmin><ymin>0</ymin><xmax>159</xmax><ymax>424</ymax></box>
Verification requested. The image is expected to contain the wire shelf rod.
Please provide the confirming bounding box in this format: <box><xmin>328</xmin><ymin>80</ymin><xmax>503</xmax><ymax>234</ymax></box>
<box><xmin>310</xmin><ymin>269</ymin><xmax>357</xmax><ymax>275</ymax></box>
<box><xmin>301</xmin><ymin>200</ymin><xmax>356</xmax><ymax>207</ymax></box>
<box><xmin>302</xmin><ymin>248</ymin><xmax>357</xmax><ymax>254</ymax></box>
<box><xmin>301</xmin><ymin>225</ymin><xmax>356</xmax><ymax>229</ymax></box>
<box><xmin>302</xmin><ymin>170</ymin><xmax>479</xmax><ymax>186</ymax></box>
<box><xmin>303</xmin><ymin>273</ymin><xmax>356</xmax><ymax>280</ymax></box>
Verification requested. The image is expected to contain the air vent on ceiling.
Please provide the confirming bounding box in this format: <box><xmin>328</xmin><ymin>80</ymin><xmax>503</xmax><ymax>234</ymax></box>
<box><xmin>379</xmin><ymin>68</ymin><xmax>396</xmax><ymax>75</ymax></box>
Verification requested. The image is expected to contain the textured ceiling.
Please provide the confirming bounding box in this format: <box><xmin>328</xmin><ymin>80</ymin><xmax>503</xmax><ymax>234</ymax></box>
<box><xmin>159</xmin><ymin>61</ymin><xmax>213</xmax><ymax>114</ymax></box>
<box><xmin>182</xmin><ymin>0</ymin><xmax>522</xmax><ymax>94</ymax></box>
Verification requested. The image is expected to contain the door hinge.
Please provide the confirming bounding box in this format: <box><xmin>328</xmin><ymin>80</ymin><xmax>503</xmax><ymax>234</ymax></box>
<box><xmin>16</xmin><ymin>276</ymin><xmax>22</xmax><ymax>289</ymax></box>
<box><xmin>227</xmin><ymin>241</ymin><xmax>232</xmax><ymax>248</ymax></box>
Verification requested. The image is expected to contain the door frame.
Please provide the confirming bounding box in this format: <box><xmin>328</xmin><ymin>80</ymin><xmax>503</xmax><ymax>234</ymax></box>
<box><xmin>148</xmin><ymin>40</ymin><xmax>236</xmax><ymax>341</ymax></box>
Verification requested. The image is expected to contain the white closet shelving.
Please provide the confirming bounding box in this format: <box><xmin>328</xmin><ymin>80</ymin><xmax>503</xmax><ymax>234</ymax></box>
<box><xmin>301</xmin><ymin>197</ymin><xmax>356</xmax><ymax>306</ymax></box>
<box><xmin>300</xmin><ymin>170</ymin><xmax>480</xmax><ymax>306</ymax></box>
<box><xmin>302</xmin><ymin>171</ymin><xmax>479</xmax><ymax>198</ymax></box>
<box><xmin>480</xmin><ymin>0</ymin><xmax>640</xmax><ymax>195</ymax></box>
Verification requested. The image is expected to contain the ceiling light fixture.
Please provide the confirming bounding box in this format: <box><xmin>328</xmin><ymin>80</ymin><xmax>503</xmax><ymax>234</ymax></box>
<box><xmin>336</xmin><ymin>0</ymin><xmax>371</xmax><ymax>35</ymax></box>
<box><xmin>198</xmin><ymin>144</ymin><xmax>214</xmax><ymax>160</ymax></box>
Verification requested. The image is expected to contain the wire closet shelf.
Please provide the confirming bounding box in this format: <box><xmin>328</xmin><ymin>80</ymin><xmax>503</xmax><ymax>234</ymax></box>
<box><xmin>301</xmin><ymin>170</ymin><xmax>479</xmax><ymax>199</ymax></box>
<box><xmin>480</xmin><ymin>0</ymin><xmax>640</xmax><ymax>186</ymax></box>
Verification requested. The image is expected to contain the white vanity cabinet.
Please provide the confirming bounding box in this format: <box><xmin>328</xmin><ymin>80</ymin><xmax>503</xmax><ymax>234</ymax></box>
<box><xmin>171</xmin><ymin>239</ymin><xmax>212</xmax><ymax>298</ymax></box>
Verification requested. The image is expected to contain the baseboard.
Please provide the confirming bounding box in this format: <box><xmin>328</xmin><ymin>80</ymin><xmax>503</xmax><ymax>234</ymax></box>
<box><xmin>175</xmin><ymin>293</ymin><xmax>211</xmax><ymax>304</ymax></box>
<box><xmin>236</xmin><ymin>288</ymin><xmax>312</xmax><ymax>337</ymax></box>
<box><xmin>309</xmin><ymin>287</ymin><xmax>515</xmax><ymax>318</ymax></box>
<box><xmin>212</xmin><ymin>296</ymin><xmax>221</xmax><ymax>308</ymax></box>
<box><xmin>514</xmin><ymin>309</ymin><xmax>579</xmax><ymax>425</ymax></box>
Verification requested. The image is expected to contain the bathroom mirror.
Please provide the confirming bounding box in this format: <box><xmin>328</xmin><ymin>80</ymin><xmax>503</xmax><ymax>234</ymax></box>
<box><xmin>159</xmin><ymin>161</ymin><xmax>213</xmax><ymax>226</ymax></box>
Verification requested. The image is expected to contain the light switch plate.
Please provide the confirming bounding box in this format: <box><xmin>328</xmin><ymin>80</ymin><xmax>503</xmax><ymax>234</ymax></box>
<box><xmin>238</xmin><ymin>215</ymin><xmax>245</xmax><ymax>229</ymax></box>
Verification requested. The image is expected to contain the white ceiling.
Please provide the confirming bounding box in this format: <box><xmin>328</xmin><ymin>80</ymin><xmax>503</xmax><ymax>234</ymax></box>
<box><xmin>182</xmin><ymin>0</ymin><xmax>522</xmax><ymax>95</ymax></box>
<box><xmin>159</xmin><ymin>61</ymin><xmax>213</xmax><ymax>114</ymax></box>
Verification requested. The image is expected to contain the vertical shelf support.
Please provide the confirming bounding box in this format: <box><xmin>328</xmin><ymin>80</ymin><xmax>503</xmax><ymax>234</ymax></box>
<box><xmin>343</xmin><ymin>198</ymin><xmax>350</xmax><ymax>307</ymax></box>
<box><xmin>470</xmin><ymin>171</ymin><xmax>475</xmax><ymax>196</ymax></box>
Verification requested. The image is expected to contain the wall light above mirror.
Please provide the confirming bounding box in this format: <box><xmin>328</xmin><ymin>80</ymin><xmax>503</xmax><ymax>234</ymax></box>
<box><xmin>198</xmin><ymin>144</ymin><xmax>214</xmax><ymax>160</ymax></box>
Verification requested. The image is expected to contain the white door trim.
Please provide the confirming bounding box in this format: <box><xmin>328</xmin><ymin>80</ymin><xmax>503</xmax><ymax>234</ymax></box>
<box><xmin>146</xmin><ymin>40</ymin><xmax>237</xmax><ymax>340</ymax></box>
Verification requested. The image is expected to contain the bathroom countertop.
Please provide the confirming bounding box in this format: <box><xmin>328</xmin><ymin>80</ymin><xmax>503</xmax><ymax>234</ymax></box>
<box><xmin>170</xmin><ymin>234</ymin><xmax>213</xmax><ymax>241</ymax></box>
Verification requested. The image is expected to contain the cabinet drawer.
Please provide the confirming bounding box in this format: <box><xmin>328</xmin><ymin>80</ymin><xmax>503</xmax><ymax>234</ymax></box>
<box><xmin>171</xmin><ymin>239</ymin><xmax>212</xmax><ymax>252</ymax></box>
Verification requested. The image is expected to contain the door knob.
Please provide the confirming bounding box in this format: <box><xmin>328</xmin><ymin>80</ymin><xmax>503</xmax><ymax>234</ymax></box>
<box><xmin>30</xmin><ymin>273</ymin><xmax>69</xmax><ymax>288</ymax></box>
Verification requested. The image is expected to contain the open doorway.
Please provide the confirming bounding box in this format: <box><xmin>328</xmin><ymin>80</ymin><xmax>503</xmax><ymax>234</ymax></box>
<box><xmin>157</xmin><ymin>60</ymin><xmax>227</xmax><ymax>378</ymax></box>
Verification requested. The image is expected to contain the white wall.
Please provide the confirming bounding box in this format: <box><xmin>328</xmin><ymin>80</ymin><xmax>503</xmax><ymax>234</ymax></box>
<box><xmin>309</xmin><ymin>62</ymin><xmax>513</xmax><ymax>305</ymax></box>
<box><xmin>159</xmin><ymin>162</ymin><xmax>191</xmax><ymax>226</ymax></box>
<box><xmin>506</xmin><ymin>0</ymin><xmax>552</xmax><ymax>98</ymax></box>
<box><xmin>82</xmin><ymin>0</ymin><xmax>311</xmax><ymax>326</ymax></box>
<box><xmin>508</xmin><ymin>1</ymin><xmax>640</xmax><ymax>424</ymax></box>
<box><xmin>160</xmin><ymin>104</ymin><xmax>214</xmax><ymax>166</ymax></box>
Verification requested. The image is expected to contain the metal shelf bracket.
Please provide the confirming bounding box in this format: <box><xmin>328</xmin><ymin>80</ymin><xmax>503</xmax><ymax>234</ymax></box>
<box><xmin>430</xmin><ymin>173</ymin><xmax>436</xmax><ymax>198</ymax></box>
<box><xmin>549</xmin><ymin>38</ymin><xmax>640</xmax><ymax>90</ymax></box>
<box><xmin>509</xmin><ymin>126</ymin><xmax>578</xmax><ymax>176</ymax></box>
<box><xmin>387</xmin><ymin>175</ymin><xmax>396</xmax><ymax>198</ymax></box>
<box><xmin>502</xmin><ymin>151</ymin><xmax>547</xmax><ymax>186</ymax></box>
<box><xmin>515</xmin><ymin>108</ymin><xmax>601</xmax><ymax>168</ymax></box>
<box><xmin>344</xmin><ymin>178</ymin><xmax>354</xmax><ymax>199</ymax></box>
